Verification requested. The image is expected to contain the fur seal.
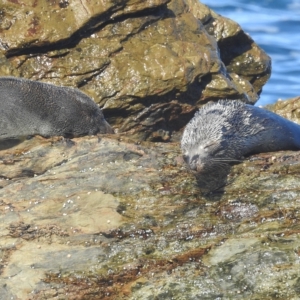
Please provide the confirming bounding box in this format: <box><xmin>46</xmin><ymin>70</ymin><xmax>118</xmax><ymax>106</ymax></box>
<box><xmin>0</xmin><ymin>77</ymin><xmax>113</xmax><ymax>139</ymax></box>
<box><xmin>181</xmin><ymin>100</ymin><xmax>300</xmax><ymax>172</ymax></box>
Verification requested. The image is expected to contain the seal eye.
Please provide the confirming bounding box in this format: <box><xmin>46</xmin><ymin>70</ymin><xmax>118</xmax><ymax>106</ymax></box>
<box><xmin>203</xmin><ymin>142</ymin><xmax>216</xmax><ymax>149</ymax></box>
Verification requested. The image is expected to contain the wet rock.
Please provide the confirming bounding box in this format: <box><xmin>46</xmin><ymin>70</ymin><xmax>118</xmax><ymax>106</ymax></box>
<box><xmin>0</xmin><ymin>123</ymin><xmax>300</xmax><ymax>298</ymax></box>
<box><xmin>0</xmin><ymin>0</ymin><xmax>271</xmax><ymax>141</ymax></box>
<box><xmin>0</xmin><ymin>1</ymin><xmax>292</xmax><ymax>299</ymax></box>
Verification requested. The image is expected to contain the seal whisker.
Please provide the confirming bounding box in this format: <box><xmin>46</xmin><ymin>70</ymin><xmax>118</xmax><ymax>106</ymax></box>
<box><xmin>210</xmin><ymin>158</ymin><xmax>242</xmax><ymax>163</ymax></box>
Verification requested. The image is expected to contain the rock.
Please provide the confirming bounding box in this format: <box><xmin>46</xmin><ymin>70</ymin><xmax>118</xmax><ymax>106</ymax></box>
<box><xmin>1</xmin><ymin>1</ymin><xmax>295</xmax><ymax>299</ymax></box>
<box><xmin>1</xmin><ymin>128</ymin><xmax>300</xmax><ymax>298</ymax></box>
<box><xmin>0</xmin><ymin>0</ymin><xmax>271</xmax><ymax>141</ymax></box>
<box><xmin>266</xmin><ymin>96</ymin><xmax>300</xmax><ymax>123</ymax></box>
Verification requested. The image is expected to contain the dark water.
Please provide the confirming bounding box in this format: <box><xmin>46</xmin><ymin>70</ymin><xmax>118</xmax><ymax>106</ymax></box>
<box><xmin>200</xmin><ymin>0</ymin><xmax>300</xmax><ymax>106</ymax></box>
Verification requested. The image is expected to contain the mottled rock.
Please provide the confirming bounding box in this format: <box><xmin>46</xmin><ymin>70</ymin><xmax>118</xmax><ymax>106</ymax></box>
<box><xmin>1</xmin><ymin>118</ymin><xmax>300</xmax><ymax>298</ymax></box>
<box><xmin>0</xmin><ymin>1</ymin><xmax>292</xmax><ymax>299</ymax></box>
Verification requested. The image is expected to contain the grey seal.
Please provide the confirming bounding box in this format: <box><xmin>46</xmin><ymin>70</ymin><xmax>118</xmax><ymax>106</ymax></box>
<box><xmin>0</xmin><ymin>77</ymin><xmax>113</xmax><ymax>140</ymax></box>
<box><xmin>181</xmin><ymin>100</ymin><xmax>300</xmax><ymax>172</ymax></box>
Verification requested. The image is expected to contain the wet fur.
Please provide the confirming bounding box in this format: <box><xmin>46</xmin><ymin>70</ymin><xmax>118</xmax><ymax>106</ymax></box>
<box><xmin>181</xmin><ymin>100</ymin><xmax>300</xmax><ymax>172</ymax></box>
<box><xmin>0</xmin><ymin>77</ymin><xmax>113</xmax><ymax>139</ymax></box>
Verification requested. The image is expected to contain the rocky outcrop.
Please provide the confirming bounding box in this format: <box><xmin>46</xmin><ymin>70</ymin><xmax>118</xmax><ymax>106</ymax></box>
<box><xmin>0</xmin><ymin>0</ymin><xmax>270</xmax><ymax>140</ymax></box>
<box><xmin>1</xmin><ymin>116</ymin><xmax>300</xmax><ymax>298</ymax></box>
<box><xmin>1</xmin><ymin>1</ymin><xmax>293</xmax><ymax>299</ymax></box>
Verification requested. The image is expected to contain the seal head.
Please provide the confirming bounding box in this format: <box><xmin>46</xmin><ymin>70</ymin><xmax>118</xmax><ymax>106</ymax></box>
<box><xmin>181</xmin><ymin>100</ymin><xmax>300</xmax><ymax>172</ymax></box>
<box><xmin>0</xmin><ymin>77</ymin><xmax>113</xmax><ymax>139</ymax></box>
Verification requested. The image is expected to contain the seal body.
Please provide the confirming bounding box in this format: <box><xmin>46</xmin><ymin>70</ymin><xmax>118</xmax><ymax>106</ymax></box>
<box><xmin>0</xmin><ymin>77</ymin><xmax>113</xmax><ymax>139</ymax></box>
<box><xmin>181</xmin><ymin>100</ymin><xmax>300</xmax><ymax>172</ymax></box>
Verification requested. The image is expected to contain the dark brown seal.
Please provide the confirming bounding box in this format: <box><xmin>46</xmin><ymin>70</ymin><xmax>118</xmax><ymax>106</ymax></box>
<box><xmin>0</xmin><ymin>77</ymin><xmax>113</xmax><ymax>139</ymax></box>
<box><xmin>181</xmin><ymin>100</ymin><xmax>300</xmax><ymax>172</ymax></box>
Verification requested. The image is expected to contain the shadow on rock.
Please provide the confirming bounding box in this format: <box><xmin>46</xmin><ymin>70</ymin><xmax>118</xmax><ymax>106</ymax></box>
<box><xmin>194</xmin><ymin>164</ymin><xmax>233</xmax><ymax>200</ymax></box>
<box><xmin>0</xmin><ymin>138</ymin><xmax>25</xmax><ymax>150</ymax></box>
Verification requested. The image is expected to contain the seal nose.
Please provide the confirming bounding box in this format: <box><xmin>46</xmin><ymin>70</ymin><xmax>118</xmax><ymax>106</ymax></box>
<box><xmin>189</xmin><ymin>155</ymin><xmax>199</xmax><ymax>171</ymax></box>
<box><xmin>102</xmin><ymin>120</ymin><xmax>114</xmax><ymax>134</ymax></box>
<box><xmin>183</xmin><ymin>154</ymin><xmax>189</xmax><ymax>164</ymax></box>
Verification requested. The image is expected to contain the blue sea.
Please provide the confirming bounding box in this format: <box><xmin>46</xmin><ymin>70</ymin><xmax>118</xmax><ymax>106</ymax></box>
<box><xmin>200</xmin><ymin>0</ymin><xmax>300</xmax><ymax>106</ymax></box>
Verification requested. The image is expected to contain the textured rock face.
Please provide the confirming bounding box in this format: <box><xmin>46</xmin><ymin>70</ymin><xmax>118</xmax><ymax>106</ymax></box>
<box><xmin>1</xmin><ymin>122</ymin><xmax>300</xmax><ymax>299</ymax></box>
<box><xmin>1</xmin><ymin>1</ymin><xmax>292</xmax><ymax>299</ymax></box>
<box><xmin>0</xmin><ymin>0</ymin><xmax>271</xmax><ymax>140</ymax></box>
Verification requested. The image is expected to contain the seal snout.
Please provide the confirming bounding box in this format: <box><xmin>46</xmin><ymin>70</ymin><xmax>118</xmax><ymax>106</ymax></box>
<box><xmin>184</xmin><ymin>154</ymin><xmax>200</xmax><ymax>171</ymax></box>
<box><xmin>96</xmin><ymin>119</ymin><xmax>114</xmax><ymax>135</ymax></box>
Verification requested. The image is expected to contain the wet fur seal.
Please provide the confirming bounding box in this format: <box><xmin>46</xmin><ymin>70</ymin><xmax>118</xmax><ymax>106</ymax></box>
<box><xmin>0</xmin><ymin>77</ymin><xmax>113</xmax><ymax>139</ymax></box>
<box><xmin>181</xmin><ymin>100</ymin><xmax>300</xmax><ymax>172</ymax></box>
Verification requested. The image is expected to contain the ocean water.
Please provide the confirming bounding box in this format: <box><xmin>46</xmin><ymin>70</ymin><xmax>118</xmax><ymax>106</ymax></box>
<box><xmin>200</xmin><ymin>0</ymin><xmax>300</xmax><ymax>106</ymax></box>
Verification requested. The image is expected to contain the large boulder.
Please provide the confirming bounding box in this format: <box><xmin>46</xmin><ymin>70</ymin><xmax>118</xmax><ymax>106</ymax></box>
<box><xmin>0</xmin><ymin>0</ymin><xmax>270</xmax><ymax>140</ymax></box>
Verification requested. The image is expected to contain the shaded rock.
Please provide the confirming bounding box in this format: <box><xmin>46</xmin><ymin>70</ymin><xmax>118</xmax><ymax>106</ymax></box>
<box><xmin>0</xmin><ymin>0</ymin><xmax>271</xmax><ymax>141</ymax></box>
